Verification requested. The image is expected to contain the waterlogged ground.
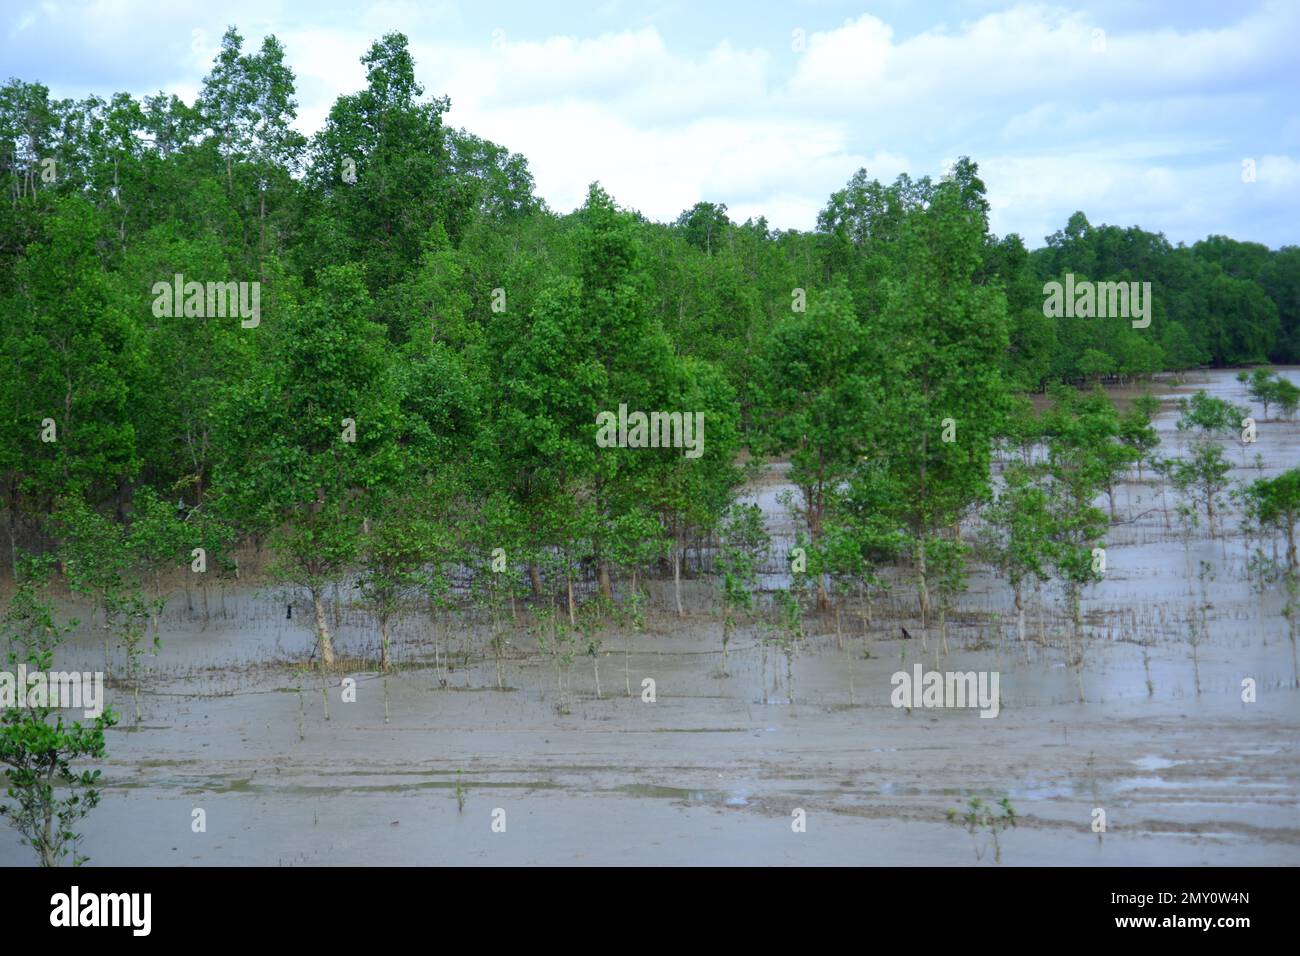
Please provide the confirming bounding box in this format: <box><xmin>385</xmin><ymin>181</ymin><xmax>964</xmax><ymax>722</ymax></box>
<box><xmin>1</xmin><ymin>369</ymin><xmax>1298</xmax><ymax>866</ymax></box>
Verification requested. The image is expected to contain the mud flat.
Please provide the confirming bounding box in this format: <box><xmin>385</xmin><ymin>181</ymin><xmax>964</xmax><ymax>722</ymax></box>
<box><xmin>1</xmin><ymin>369</ymin><xmax>1297</xmax><ymax>866</ymax></box>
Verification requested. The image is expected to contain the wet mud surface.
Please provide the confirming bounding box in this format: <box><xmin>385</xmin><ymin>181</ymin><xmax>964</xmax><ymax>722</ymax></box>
<box><xmin>2</xmin><ymin>369</ymin><xmax>1297</xmax><ymax>866</ymax></box>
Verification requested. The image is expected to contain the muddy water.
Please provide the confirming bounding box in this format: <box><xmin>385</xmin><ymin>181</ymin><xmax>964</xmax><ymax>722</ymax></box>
<box><xmin>1</xmin><ymin>369</ymin><xmax>1297</xmax><ymax>866</ymax></box>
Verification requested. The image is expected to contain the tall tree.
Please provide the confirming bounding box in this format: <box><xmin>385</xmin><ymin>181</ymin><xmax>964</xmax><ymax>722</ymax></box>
<box><xmin>210</xmin><ymin>264</ymin><xmax>401</xmax><ymax>665</ymax></box>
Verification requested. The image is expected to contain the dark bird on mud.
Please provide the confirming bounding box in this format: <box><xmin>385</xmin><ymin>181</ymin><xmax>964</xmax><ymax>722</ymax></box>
<box><xmin>900</xmin><ymin>626</ymin><xmax>913</xmax><ymax>640</ymax></box>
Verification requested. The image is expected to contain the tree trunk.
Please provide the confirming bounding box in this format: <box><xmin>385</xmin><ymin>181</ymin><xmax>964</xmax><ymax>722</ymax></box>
<box><xmin>39</xmin><ymin>770</ymin><xmax>56</xmax><ymax>867</ymax></box>
<box><xmin>6</xmin><ymin>503</ymin><xmax>18</xmax><ymax>584</ymax></box>
<box><xmin>566</xmin><ymin>574</ymin><xmax>577</xmax><ymax>627</ymax></box>
<box><xmin>1037</xmin><ymin>579</ymin><xmax>1046</xmax><ymax>644</ymax></box>
<box><xmin>1287</xmin><ymin>516</ymin><xmax>1296</xmax><ymax>574</ymax></box>
<box><xmin>529</xmin><ymin>563</ymin><xmax>543</xmax><ymax>599</ymax></box>
<box><xmin>673</xmin><ymin>548</ymin><xmax>684</xmax><ymax>619</ymax></box>
<box><xmin>312</xmin><ymin>589</ymin><xmax>336</xmax><ymax>667</ymax></box>
<box><xmin>1014</xmin><ymin>584</ymin><xmax>1025</xmax><ymax>644</ymax></box>
<box><xmin>917</xmin><ymin>537</ymin><xmax>930</xmax><ymax>652</ymax></box>
<box><xmin>860</xmin><ymin>583</ymin><xmax>873</xmax><ymax>658</ymax></box>
<box><xmin>1069</xmin><ymin>586</ymin><xmax>1085</xmax><ymax>703</ymax></box>
<box><xmin>809</xmin><ymin>485</ymin><xmax>829</xmax><ymax>612</ymax></box>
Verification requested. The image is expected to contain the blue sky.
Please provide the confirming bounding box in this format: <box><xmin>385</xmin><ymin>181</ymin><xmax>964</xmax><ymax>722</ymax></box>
<box><xmin>4</xmin><ymin>0</ymin><xmax>1297</xmax><ymax>247</ymax></box>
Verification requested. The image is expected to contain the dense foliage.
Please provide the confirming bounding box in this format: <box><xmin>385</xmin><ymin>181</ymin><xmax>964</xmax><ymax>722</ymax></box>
<box><xmin>1</xmin><ymin>29</ymin><xmax>1296</xmax><ymax>655</ymax></box>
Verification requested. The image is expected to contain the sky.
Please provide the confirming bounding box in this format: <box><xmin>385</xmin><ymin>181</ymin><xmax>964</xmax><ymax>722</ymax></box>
<box><xmin>3</xmin><ymin>0</ymin><xmax>1297</xmax><ymax>248</ymax></box>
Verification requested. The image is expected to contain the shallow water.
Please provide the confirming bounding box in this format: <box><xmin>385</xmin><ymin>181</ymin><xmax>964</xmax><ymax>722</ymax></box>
<box><xmin>1</xmin><ymin>369</ymin><xmax>1297</xmax><ymax>866</ymax></box>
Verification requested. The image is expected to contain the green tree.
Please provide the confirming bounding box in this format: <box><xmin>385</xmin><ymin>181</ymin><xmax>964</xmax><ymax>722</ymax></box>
<box><xmin>1166</xmin><ymin>442</ymin><xmax>1233</xmax><ymax>538</ymax></box>
<box><xmin>864</xmin><ymin>165</ymin><xmax>1010</xmax><ymax>645</ymax></box>
<box><xmin>199</xmin><ymin>27</ymin><xmax>306</xmax><ymax>229</ymax></box>
<box><xmin>1243</xmin><ymin>470</ymin><xmax>1300</xmax><ymax>686</ymax></box>
<box><xmin>1119</xmin><ymin>393</ymin><xmax>1162</xmax><ymax>481</ymax></box>
<box><xmin>1</xmin><ymin>557</ymin><xmax>118</xmax><ymax>866</ymax></box>
<box><xmin>50</xmin><ymin>496</ymin><xmax>146</xmax><ymax>680</ymax></box>
<box><xmin>210</xmin><ymin>264</ymin><xmax>402</xmax><ymax>666</ymax></box>
<box><xmin>1241</xmin><ymin>368</ymin><xmax>1280</xmax><ymax>418</ymax></box>
<box><xmin>0</xmin><ymin>197</ymin><xmax>141</xmax><ymax>531</ymax></box>
<box><xmin>126</xmin><ymin>486</ymin><xmax>189</xmax><ymax>633</ymax></box>
<box><xmin>1042</xmin><ymin>392</ymin><xmax>1110</xmax><ymax>701</ymax></box>
<box><xmin>757</xmin><ymin>284</ymin><xmax>870</xmax><ymax>610</ymax></box>
<box><xmin>716</xmin><ymin>504</ymin><xmax>769</xmax><ymax>676</ymax></box>
<box><xmin>1245</xmin><ymin>469</ymin><xmax>1300</xmax><ymax>574</ymax></box>
<box><xmin>307</xmin><ymin>33</ymin><xmax>456</xmax><ymax>288</ymax></box>
<box><xmin>1275</xmin><ymin>378</ymin><xmax>1300</xmax><ymax>420</ymax></box>
<box><xmin>821</xmin><ymin>462</ymin><xmax>906</xmax><ymax>653</ymax></box>
<box><xmin>674</xmin><ymin>201</ymin><xmax>731</xmax><ymax>256</ymax></box>
<box><xmin>1076</xmin><ymin>348</ymin><xmax>1115</xmax><ymax>382</ymax></box>
<box><xmin>980</xmin><ymin>463</ymin><xmax>1052</xmax><ymax>645</ymax></box>
<box><xmin>1175</xmin><ymin>390</ymin><xmax>1248</xmax><ymax>439</ymax></box>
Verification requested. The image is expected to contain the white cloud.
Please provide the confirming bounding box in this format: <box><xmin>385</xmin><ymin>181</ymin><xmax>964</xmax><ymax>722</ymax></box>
<box><xmin>5</xmin><ymin>1</ymin><xmax>1296</xmax><ymax>244</ymax></box>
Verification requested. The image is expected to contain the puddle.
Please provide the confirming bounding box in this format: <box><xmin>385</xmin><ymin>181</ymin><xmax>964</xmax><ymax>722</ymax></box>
<box><xmin>1009</xmin><ymin>782</ymin><xmax>1075</xmax><ymax>800</ymax></box>
<box><xmin>1132</xmin><ymin>754</ymin><xmax>1179</xmax><ymax>771</ymax></box>
<box><xmin>1113</xmin><ymin>776</ymin><xmax>1259</xmax><ymax>792</ymax></box>
<box><xmin>618</xmin><ymin>784</ymin><xmax>750</xmax><ymax>806</ymax></box>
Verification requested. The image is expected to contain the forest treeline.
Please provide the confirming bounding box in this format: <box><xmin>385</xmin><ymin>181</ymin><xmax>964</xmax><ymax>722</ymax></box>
<box><xmin>2</xmin><ymin>29</ymin><xmax>1299</xmax><ymax>667</ymax></box>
